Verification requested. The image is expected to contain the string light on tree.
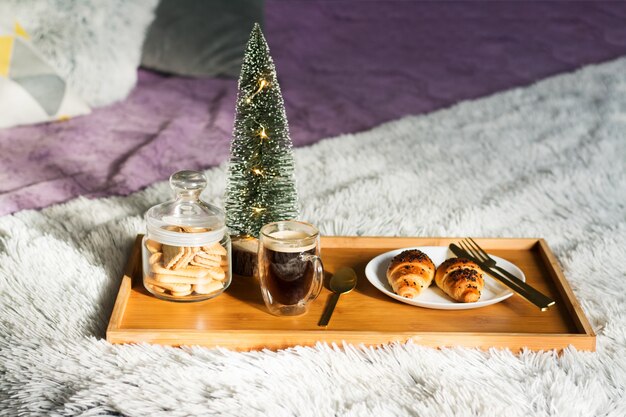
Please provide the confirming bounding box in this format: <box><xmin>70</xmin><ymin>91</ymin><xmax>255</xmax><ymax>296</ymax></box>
<box><xmin>257</xmin><ymin>125</ymin><xmax>269</xmax><ymax>140</ymax></box>
<box><xmin>224</xmin><ymin>23</ymin><xmax>298</xmax><ymax>238</ymax></box>
<box><xmin>245</xmin><ymin>78</ymin><xmax>269</xmax><ymax>104</ymax></box>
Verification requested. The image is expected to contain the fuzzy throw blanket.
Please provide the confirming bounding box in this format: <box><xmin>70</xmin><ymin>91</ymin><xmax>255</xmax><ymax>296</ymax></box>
<box><xmin>1</xmin><ymin>58</ymin><xmax>625</xmax><ymax>416</ymax></box>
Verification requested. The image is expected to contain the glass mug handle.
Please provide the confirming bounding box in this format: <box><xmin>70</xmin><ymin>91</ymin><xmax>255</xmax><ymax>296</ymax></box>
<box><xmin>299</xmin><ymin>253</ymin><xmax>324</xmax><ymax>302</ymax></box>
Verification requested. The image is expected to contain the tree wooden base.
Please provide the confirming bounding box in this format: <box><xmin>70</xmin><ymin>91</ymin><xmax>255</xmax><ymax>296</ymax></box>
<box><xmin>231</xmin><ymin>235</ymin><xmax>258</xmax><ymax>277</ymax></box>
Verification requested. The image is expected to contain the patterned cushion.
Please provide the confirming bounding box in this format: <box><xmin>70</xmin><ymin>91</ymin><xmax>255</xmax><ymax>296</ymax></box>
<box><xmin>0</xmin><ymin>21</ymin><xmax>90</xmax><ymax>129</ymax></box>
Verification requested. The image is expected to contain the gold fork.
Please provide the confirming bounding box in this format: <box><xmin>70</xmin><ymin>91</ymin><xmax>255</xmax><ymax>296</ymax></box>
<box><xmin>459</xmin><ymin>238</ymin><xmax>555</xmax><ymax>310</ymax></box>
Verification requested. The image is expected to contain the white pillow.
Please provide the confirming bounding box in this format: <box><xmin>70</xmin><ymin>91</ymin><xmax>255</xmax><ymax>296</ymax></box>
<box><xmin>0</xmin><ymin>21</ymin><xmax>90</xmax><ymax>129</ymax></box>
<box><xmin>0</xmin><ymin>0</ymin><xmax>158</xmax><ymax>107</ymax></box>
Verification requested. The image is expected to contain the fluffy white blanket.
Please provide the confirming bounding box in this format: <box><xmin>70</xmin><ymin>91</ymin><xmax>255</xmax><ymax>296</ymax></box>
<box><xmin>1</xmin><ymin>58</ymin><xmax>625</xmax><ymax>416</ymax></box>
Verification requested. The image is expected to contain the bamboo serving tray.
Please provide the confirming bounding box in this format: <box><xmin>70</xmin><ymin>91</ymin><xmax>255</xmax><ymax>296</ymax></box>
<box><xmin>106</xmin><ymin>235</ymin><xmax>595</xmax><ymax>351</ymax></box>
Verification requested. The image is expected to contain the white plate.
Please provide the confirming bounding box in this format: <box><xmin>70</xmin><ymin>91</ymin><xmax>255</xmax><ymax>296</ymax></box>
<box><xmin>364</xmin><ymin>246</ymin><xmax>525</xmax><ymax>310</ymax></box>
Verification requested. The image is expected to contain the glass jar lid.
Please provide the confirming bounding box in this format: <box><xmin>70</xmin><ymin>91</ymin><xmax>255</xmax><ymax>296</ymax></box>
<box><xmin>146</xmin><ymin>170</ymin><xmax>226</xmax><ymax>246</ymax></box>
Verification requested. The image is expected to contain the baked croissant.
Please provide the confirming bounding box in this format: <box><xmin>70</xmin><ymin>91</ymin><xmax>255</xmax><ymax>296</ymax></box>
<box><xmin>435</xmin><ymin>258</ymin><xmax>485</xmax><ymax>303</ymax></box>
<box><xmin>386</xmin><ymin>250</ymin><xmax>435</xmax><ymax>298</ymax></box>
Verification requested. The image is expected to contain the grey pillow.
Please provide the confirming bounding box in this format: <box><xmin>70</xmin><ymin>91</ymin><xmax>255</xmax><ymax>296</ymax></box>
<box><xmin>141</xmin><ymin>0</ymin><xmax>263</xmax><ymax>77</ymax></box>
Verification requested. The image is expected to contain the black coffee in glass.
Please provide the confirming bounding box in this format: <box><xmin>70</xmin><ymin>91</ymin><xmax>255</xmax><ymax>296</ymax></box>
<box><xmin>262</xmin><ymin>231</ymin><xmax>316</xmax><ymax>305</ymax></box>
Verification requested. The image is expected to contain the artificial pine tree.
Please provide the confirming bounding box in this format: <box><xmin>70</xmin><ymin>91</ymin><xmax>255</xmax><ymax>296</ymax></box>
<box><xmin>225</xmin><ymin>24</ymin><xmax>299</xmax><ymax>274</ymax></box>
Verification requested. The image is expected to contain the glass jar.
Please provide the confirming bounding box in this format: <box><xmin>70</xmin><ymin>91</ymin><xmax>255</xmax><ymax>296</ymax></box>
<box><xmin>142</xmin><ymin>170</ymin><xmax>231</xmax><ymax>302</ymax></box>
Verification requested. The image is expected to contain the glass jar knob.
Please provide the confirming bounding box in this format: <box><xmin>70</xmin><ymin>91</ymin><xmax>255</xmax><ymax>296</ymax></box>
<box><xmin>170</xmin><ymin>170</ymin><xmax>207</xmax><ymax>199</ymax></box>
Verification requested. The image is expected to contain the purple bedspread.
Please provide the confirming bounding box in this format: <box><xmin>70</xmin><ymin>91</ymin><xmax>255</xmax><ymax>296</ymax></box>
<box><xmin>2</xmin><ymin>1</ymin><xmax>626</xmax><ymax>215</ymax></box>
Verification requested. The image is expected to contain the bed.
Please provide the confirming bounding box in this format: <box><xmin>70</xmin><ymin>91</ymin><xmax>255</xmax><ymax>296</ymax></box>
<box><xmin>1</xmin><ymin>2</ymin><xmax>626</xmax><ymax>415</ymax></box>
<box><xmin>2</xmin><ymin>1</ymin><xmax>625</xmax><ymax>215</ymax></box>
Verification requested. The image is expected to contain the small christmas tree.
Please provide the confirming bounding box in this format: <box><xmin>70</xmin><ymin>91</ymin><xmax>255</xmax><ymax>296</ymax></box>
<box><xmin>225</xmin><ymin>23</ymin><xmax>298</xmax><ymax>238</ymax></box>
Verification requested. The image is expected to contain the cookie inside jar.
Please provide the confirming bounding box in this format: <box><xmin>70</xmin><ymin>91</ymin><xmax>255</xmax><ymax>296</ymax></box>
<box><xmin>142</xmin><ymin>171</ymin><xmax>232</xmax><ymax>302</ymax></box>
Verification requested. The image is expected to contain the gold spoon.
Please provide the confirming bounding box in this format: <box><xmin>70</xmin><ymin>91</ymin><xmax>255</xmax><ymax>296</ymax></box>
<box><xmin>318</xmin><ymin>267</ymin><xmax>357</xmax><ymax>327</ymax></box>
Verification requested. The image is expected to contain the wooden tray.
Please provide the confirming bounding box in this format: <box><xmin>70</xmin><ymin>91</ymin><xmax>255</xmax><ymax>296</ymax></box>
<box><xmin>106</xmin><ymin>236</ymin><xmax>595</xmax><ymax>351</ymax></box>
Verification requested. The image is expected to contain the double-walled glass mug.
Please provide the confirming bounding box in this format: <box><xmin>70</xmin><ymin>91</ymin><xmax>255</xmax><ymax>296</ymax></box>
<box><xmin>258</xmin><ymin>221</ymin><xmax>324</xmax><ymax>316</ymax></box>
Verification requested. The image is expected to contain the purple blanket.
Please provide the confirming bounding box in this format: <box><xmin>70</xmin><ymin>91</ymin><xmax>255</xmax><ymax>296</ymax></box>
<box><xmin>2</xmin><ymin>1</ymin><xmax>626</xmax><ymax>215</ymax></box>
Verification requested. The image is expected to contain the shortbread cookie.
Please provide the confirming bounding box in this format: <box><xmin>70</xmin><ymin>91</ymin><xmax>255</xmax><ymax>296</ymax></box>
<box><xmin>194</xmin><ymin>253</ymin><xmax>228</xmax><ymax>267</ymax></box>
<box><xmin>174</xmin><ymin>246</ymin><xmax>200</xmax><ymax>270</ymax></box>
<box><xmin>146</xmin><ymin>283</ymin><xmax>166</xmax><ymax>293</ymax></box>
<box><xmin>191</xmin><ymin>255</ymin><xmax>221</xmax><ymax>268</ymax></box>
<box><xmin>163</xmin><ymin>245</ymin><xmax>185</xmax><ymax>269</ymax></box>
<box><xmin>172</xmin><ymin>247</ymin><xmax>191</xmax><ymax>270</ymax></box>
<box><xmin>177</xmin><ymin>264</ymin><xmax>224</xmax><ymax>281</ymax></box>
<box><xmin>145</xmin><ymin>277</ymin><xmax>191</xmax><ymax>293</ymax></box>
<box><xmin>152</xmin><ymin>264</ymin><xmax>210</xmax><ymax>278</ymax></box>
<box><xmin>171</xmin><ymin>247</ymin><xmax>190</xmax><ymax>270</ymax></box>
<box><xmin>202</xmin><ymin>265</ymin><xmax>226</xmax><ymax>282</ymax></box>
<box><xmin>201</xmin><ymin>242</ymin><xmax>227</xmax><ymax>256</ymax></box>
<box><xmin>145</xmin><ymin>239</ymin><xmax>162</xmax><ymax>254</ymax></box>
<box><xmin>181</xmin><ymin>226</ymin><xmax>211</xmax><ymax>233</ymax></box>
<box><xmin>171</xmin><ymin>289</ymin><xmax>193</xmax><ymax>297</ymax></box>
<box><xmin>195</xmin><ymin>252</ymin><xmax>222</xmax><ymax>262</ymax></box>
<box><xmin>190</xmin><ymin>261</ymin><xmax>221</xmax><ymax>270</ymax></box>
<box><xmin>154</xmin><ymin>273</ymin><xmax>212</xmax><ymax>285</ymax></box>
<box><xmin>149</xmin><ymin>252</ymin><xmax>162</xmax><ymax>265</ymax></box>
<box><xmin>163</xmin><ymin>226</ymin><xmax>183</xmax><ymax>232</ymax></box>
<box><xmin>193</xmin><ymin>281</ymin><xmax>223</xmax><ymax>295</ymax></box>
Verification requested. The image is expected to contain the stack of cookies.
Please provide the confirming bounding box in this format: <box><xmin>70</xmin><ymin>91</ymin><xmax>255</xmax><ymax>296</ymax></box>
<box><xmin>144</xmin><ymin>238</ymin><xmax>229</xmax><ymax>298</ymax></box>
